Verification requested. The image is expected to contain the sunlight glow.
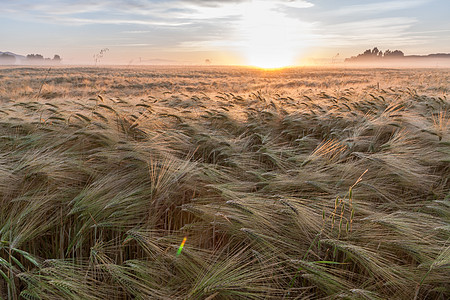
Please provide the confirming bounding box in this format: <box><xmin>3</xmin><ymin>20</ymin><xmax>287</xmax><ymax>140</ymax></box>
<box><xmin>240</xmin><ymin>1</ymin><xmax>307</xmax><ymax>68</ymax></box>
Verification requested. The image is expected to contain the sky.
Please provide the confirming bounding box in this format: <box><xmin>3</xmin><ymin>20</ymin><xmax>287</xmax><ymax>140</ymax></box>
<box><xmin>1</xmin><ymin>0</ymin><xmax>449</xmax><ymax>66</ymax></box>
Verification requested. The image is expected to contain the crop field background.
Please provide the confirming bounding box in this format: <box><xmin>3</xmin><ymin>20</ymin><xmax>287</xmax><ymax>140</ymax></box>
<box><xmin>0</xmin><ymin>66</ymin><xmax>449</xmax><ymax>299</ymax></box>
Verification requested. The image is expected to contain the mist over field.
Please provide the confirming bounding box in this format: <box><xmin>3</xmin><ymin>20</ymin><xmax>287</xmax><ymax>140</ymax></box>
<box><xmin>0</xmin><ymin>66</ymin><xmax>449</xmax><ymax>299</ymax></box>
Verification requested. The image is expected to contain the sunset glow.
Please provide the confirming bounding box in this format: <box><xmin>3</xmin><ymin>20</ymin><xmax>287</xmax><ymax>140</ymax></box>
<box><xmin>1</xmin><ymin>0</ymin><xmax>449</xmax><ymax>298</ymax></box>
<box><xmin>0</xmin><ymin>0</ymin><xmax>448</xmax><ymax>65</ymax></box>
<box><xmin>240</xmin><ymin>1</ymin><xmax>304</xmax><ymax>68</ymax></box>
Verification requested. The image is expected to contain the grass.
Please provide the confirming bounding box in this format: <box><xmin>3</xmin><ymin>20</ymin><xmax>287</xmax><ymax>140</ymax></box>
<box><xmin>0</xmin><ymin>66</ymin><xmax>449</xmax><ymax>299</ymax></box>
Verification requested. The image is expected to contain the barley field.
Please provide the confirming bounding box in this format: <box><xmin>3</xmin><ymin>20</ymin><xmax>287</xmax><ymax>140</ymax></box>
<box><xmin>0</xmin><ymin>66</ymin><xmax>449</xmax><ymax>299</ymax></box>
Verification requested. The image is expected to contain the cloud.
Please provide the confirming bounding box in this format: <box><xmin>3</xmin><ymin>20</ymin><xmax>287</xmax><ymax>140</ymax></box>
<box><xmin>183</xmin><ymin>0</ymin><xmax>249</xmax><ymax>6</ymax></box>
<box><xmin>121</xmin><ymin>30</ymin><xmax>152</xmax><ymax>34</ymax></box>
<box><xmin>13</xmin><ymin>1</ymin><xmax>107</xmax><ymax>15</ymax></box>
<box><xmin>182</xmin><ymin>0</ymin><xmax>313</xmax><ymax>8</ymax></box>
<box><xmin>331</xmin><ymin>0</ymin><xmax>431</xmax><ymax>16</ymax></box>
<box><xmin>0</xmin><ymin>0</ymin><xmax>313</xmax><ymax>19</ymax></box>
<box><xmin>325</xmin><ymin>17</ymin><xmax>417</xmax><ymax>33</ymax></box>
<box><xmin>1</xmin><ymin>0</ymin><xmax>445</xmax><ymax>62</ymax></box>
<box><xmin>281</xmin><ymin>0</ymin><xmax>314</xmax><ymax>9</ymax></box>
<box><xmin>280</xmin><ymin>1</ymin><xmax>437</xmax><ymax>51</ymax></box>
<box><xmin>312</xmin><ymin>17</ymin><xmax>425</xmax><ymax>47</ymax></box>
<box><xmin>114</xmin><ymin>43</ymin><xmax>153</xmax><ymax>47</ymax></box>
<box><xmin>39</xmin><ymin>16</ymin><xmax>191</xmax><ymax>27</ymax></box>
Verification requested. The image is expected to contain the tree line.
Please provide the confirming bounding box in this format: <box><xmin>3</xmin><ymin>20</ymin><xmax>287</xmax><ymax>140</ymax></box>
<box><xmin>0</xmin><ymin>53</ymin><xmax>62</xmax><ymax>65</ymax></box>
<box><xmin>345</xmin><ymin>47</ymin><xmax>404</xmax><ymax>62</ymax></box>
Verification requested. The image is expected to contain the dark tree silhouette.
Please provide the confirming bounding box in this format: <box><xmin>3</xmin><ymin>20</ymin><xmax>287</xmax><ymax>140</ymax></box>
<box><xmin>372</xmin><ymin>47</ymin><xmax>380</xmax><ymax>56</ymax></box>
<box><xmin>27</xmin><ymin>54</ymin><xmax>44</xmax><ymax>60</ymax></box>
<box><xmin>345</xmin><ymin>47</ymin><xmax>405</xmax><ymax>62</ymax></box>
<box><xmin>25</xmin><ymin>54</ymin><xmax>62</xmax><ymax>64</ymax></box>
<box><xmin>0</xmin><ymin>53</ymin><xmax>16</xmax><ymax>64</ymax></box>
<box><xmin>352</xmin><ymin>47</ymin><xmax>382</xmax><ymax>60</ymax></box>
<box><xmin>384</xmin><ymin>50</ymin><xmax>404</xmax><ymax>58</ymax></box>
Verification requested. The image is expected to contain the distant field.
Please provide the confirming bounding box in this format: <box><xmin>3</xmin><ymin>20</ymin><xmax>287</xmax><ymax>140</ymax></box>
<box><xmin>0</xmin><ymin>66</ymin><xmax>449</xmax><ymax>299</ymax></box>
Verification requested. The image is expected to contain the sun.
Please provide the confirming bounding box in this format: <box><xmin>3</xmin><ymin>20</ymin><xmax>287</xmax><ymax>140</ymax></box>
<box><xmin>240</xmin><ymin>1</ymin><xmax>302</xmax><ymax>69</ymax></box>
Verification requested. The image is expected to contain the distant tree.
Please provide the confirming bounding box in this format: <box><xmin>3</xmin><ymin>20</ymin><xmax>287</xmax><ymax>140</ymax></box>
<box><xmin>384</xmin><ymin>50</ymin><xmax>404</xmax><ymax>58</ymax></box>
<box><xmin>345</xmin><ymin>47</ymin><xmax>405</xmax><ymax>63</ymax></box>
<box><xmin>362</xmin><ymin>49</ymin><xmax>372</xmax><ymax>56</ymax></box>
<box><xmin>348</xmin><ymin>47</ymin><xmax>382</xmax><ymax>61</ymax></box>
<box><xmin>394</xmin><ymin>50</ymin><xmax>404</xmax><ymax>56</ymax></box>
<box><xmin>53</xmin><ymin>54</ymin><xmax>61</xmax><ymax>63</ymax></box>
<box><xmin>372</xmin><ymin>47</ymin><xmax>380</xmax><ymax>56</ymax></box>
<box><xmin>0</xmin><ymin>53</ymin><xmax>16</xmax><ymax>64</ymax></box>
<box><xmin>27</xmin><ymin>54</ymin><xmax>44</xmax><ymax>60</ymax></box>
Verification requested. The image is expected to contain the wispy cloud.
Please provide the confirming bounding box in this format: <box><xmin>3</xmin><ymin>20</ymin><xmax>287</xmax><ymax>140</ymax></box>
<box><xmin>39</xmin><ymin>16</ymin><xmax>192</xmax><ymax>27</ymax></box>
<box><xmin>312</xmin><ymin>17</ymin><xmax>426</xmax><ymax>47</ymax></box>
<box><xmin>114</xmin><ymin>43</ymin><xmax>153</xmax><ymax>47</ymax></box>
<box><xmin>1</xmin><ymin>0</ymin><xmax>315</xmax><ymax>48</ymax></box>
<box><xmin>121</xmin><ymin>30</ymin><xmax>152</xmax><ymax>34</ymax></box>
<box><xmin>331</xmin><ymin>0</ymin><xmax>431</xmax><ymax>16</ymax></box>
<box><xmin>0</xmin><ymin>0</ymin><xmax>314</xmax><ymax>20</ymax></box>
<box><xmin>4</xmin><ymin>1</ymin><xmax>107</xmax><ymax>15</ymax></box>
<box><xmin>1</xmin><ymin>0</ymin><xmax>447</xmax><ymax>63</ymax></box>
<box><xmin>280</xmin><ymin>0</ymin><xmax>314</xmax><ymax>9</ymax></box>
<box><xmin>324</xmin><ymin>17</ymin><xmax>417</xmax><ymax>34</ymax></box>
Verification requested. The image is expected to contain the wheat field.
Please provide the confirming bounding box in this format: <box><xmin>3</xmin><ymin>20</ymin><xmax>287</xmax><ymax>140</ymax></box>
<box><xmin>0</xmin><ymin>66</ymin><xmax>449</xmax><ymax>299</ymax></box>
